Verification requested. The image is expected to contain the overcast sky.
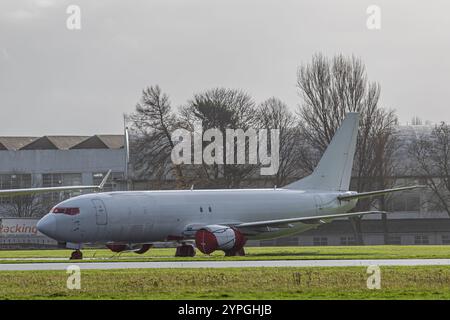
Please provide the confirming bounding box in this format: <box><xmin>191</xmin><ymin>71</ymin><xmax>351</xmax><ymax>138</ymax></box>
<box><xmin>1</xmin><ymin>0</ymin><xmax>449</xmax><ymax>135</ymax></box>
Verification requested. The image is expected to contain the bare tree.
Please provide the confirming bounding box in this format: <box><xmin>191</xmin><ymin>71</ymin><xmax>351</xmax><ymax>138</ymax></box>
<box><xmin>256</xmin><ymin>97</ymin><xmax>304</xmax><ymax>187</ymax></box>
<box><xmin>372</xmin><ymin>126</ymin><xmax>401</xmax><ymax>244</ymax></box>
<box><xmin>296</xmin><ymin>53</ymin><xmax>398</xmax><ymax>244</ymax></box>
<box><xmin>179</xmin><ymin>88</ymin><xmax>258</xmax><ymax>188</ymax></box>
<box><xmin>3</xmin><ymin>194</ymin><xmax>43</xmax><ymax>218</ymax></box>
<box><xmin>0</xmin><ymin>173</ymin><xmax>45</xmax><ymax>217</ymax></box>
<box><xmin>409</xmin><ymin>122</ymin><xmax>450</xmax><ymax>216</ymax></box>
<box><xmin>128</xmin><ymin>85</ymin><xmax>185</xmax><ymax>188</ymax></box>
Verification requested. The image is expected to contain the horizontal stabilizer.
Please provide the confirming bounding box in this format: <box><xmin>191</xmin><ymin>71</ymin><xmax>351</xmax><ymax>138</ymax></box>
<box><xmin>337</xmin><ymin>185</ymin><xmax>426</xmax><ymax>201</ymax></box>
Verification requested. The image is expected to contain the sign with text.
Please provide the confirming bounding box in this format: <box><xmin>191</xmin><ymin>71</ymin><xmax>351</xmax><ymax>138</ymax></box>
<box><xmin>0</xmin><ymin>218</ymin><xmax>41</xmax><ymax>237</ymax></box>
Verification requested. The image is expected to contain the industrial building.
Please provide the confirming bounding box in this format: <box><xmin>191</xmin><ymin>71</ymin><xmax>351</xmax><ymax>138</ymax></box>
<box><xmin>0</xmin><ymin>134</ymin><xmax>126</xmax><ymax>248</ymax></box>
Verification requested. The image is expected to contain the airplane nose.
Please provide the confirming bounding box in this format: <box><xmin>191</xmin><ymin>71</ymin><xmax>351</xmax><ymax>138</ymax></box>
<box><xmin>37</xmin><ymin>214</ymin><xmax>57</xmax><ymax>238</ymax></box>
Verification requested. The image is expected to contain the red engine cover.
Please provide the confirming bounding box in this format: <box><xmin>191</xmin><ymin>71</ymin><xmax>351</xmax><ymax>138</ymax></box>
<box><xmin>232</xmin><ymin>230</ymin><xmax>246</xmax><ymax>252</ymax></box>
<box><xmin>195</xmin><ymin>229</ymin><xmax>219</xmax><ymax>254</ymax></box>
<box><xmin>195</xmin><ymin>226</ymin><xmax>246</xmax><ymax>254</ymax></box>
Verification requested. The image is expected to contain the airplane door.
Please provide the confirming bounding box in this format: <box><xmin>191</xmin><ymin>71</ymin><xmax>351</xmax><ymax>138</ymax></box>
<box><xmin>92</xmin><ymin>199</ymin><xmax>108</xmax><ymax>225</ymax></box>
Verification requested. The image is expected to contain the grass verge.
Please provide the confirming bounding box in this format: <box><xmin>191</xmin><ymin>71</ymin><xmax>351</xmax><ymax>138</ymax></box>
<box><xmin>1</xmin><ymin>266</ymin><xmax>450</xmax><ymax>299</ymax></box>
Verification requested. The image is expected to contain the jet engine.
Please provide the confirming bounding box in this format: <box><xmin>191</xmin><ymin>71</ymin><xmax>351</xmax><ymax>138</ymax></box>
<box><xmin>106</xmin><ymin>243</ymin><xmax>152</xmax><ymax>254</ymax></box>
<box><xmin>195</xmin><ymin>225</ymin><xmax>246</xmax><ymax>255</ymax></box>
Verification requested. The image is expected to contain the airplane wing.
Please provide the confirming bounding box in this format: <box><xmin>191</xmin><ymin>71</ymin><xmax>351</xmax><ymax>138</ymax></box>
<box><xmin>337</xmin><ymin>185</ymin><xmax>426</xmax><ymax>201</ymax></box>
<box><xmin>0</xmin><ymin>170</ymin><xmax>111</xmax><ymax>198</ymax></box>
<box><xmin>233</xmin><ymin>211</ymin><xmax>387</xmax><ymax>229</ymax></box>
<box><xmin>181</xmin><ymin>210</ymin><xmax>387</xmax><ymax>238</ymax></box>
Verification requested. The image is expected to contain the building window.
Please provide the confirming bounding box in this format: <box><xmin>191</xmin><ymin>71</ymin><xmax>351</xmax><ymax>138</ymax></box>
<box><xmin>313</xmin><ymin>237</ymin><xmax>328</xmax><ymax>246</ymax></box>
<box><xmin>414</xmin><ymin>235</ymin><xmax>429</xmax><ymax>245</ymax></box>
<box><xmin>275</xmin><ymin>237</ymin><xmax>298</xmax><ymax>246</ymax></box>
<box><xmin>388</xmin><ymin>193</ymin><xmax>421</xmax><ymax>212</ymax></box>
<box><xmin>386</xmin><ymin>235</ymin><xmax>401</xmax><ymax>245</ymax></box>
<box><xmin>42</xmin><ymin>173</ymin><xmax>82</xmax><ymax>187</ymax></box>
<box><xmin>0</xmin><ymin>174</ymin><xmax>32</xmax><ymax>205</ymax></box>
<box><xmin>340</xmin><ymin>236</ymin><xmax>356</xmax><ymax>246</ymax></box>
<box><xmin>442</xmin><ymin>235</ymin><xmax>450</xmax><ymax>245</ymax></box>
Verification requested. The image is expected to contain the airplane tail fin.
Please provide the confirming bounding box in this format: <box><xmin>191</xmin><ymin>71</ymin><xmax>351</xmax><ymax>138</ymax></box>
<box><xmin>284</xmin><ymin>112</ymin><xmax>359</xmax><ymax>191</ymax></box>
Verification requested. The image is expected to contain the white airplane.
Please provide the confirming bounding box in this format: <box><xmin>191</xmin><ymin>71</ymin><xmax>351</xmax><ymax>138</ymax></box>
<box><xmin>36</xmin><ymin>113</ymin><xmax>423</xmax><ymax>259</ymax></box>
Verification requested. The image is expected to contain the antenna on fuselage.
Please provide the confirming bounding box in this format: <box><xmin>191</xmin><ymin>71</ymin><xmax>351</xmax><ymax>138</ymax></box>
<box><xmin>190</xmin><ymin>185</ymin><xmax>194</xmax><ymax>191</ymax></box>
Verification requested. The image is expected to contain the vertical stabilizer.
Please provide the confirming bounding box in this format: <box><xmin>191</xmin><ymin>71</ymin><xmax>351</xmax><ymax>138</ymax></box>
<box><xmin>285</xmin><ymin>112</ymin><xmax>359</xmax><ymax>191</ymax></box>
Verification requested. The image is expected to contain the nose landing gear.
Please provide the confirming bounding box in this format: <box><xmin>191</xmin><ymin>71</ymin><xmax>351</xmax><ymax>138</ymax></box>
<box><xmin>70</xmin><ymin>250</ymin><xmax>83</xmax><ymax>260</ymax></box>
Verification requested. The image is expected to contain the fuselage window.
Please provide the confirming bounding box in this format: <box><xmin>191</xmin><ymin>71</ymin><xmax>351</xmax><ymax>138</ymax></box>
<box><xmin>200</xmin><ymin>207</ymin><xmax>203</xmax><ymax>213</ymax></box>
<box><xmin>208</xmin><ymin>206</ymin><xmax>212</xmax><ymax>213</ymax></box>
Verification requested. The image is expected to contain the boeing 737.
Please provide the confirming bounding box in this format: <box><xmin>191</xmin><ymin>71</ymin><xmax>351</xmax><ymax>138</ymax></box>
<box><xmin>35</xmin><ymin>113</ymin><xmax>423</xmax><ymax>259</ymax></box>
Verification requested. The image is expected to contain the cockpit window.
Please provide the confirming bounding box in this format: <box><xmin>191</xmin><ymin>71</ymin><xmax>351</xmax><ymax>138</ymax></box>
<box><xmin>52</xmin><ymin>207</ymin><xmax>80</xmax><ymax>215</ymax></box>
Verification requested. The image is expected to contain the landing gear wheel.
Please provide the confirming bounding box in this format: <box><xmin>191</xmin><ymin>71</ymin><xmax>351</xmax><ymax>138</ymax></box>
<box><xmin>224</xmin><ymin>247</ymin><xmax>245</xmax><ymax>257</ymax></box>
<box><xmin>175</xmin><ymin>244</ymin><xmax>196</xmax><ymax>257</ymax></box>
<box><xmin>70</xmin><ymin>250</ymin><xmax>83</xmax><ymax>260</ymax></box>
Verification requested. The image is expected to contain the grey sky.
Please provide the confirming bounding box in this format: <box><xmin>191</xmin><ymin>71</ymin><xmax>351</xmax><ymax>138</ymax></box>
<box><xmin>1</xmin><ymin>0</ymin><xmax>449</xmax><ymax>135</ymax></box>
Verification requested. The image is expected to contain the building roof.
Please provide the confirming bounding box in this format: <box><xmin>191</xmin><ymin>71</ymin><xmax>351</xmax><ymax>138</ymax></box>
<box><xmin>0</xmin><ymin>137</ymin><xmax>37</xmax><ymax>151</ymax></box>
<box><xmin>70</xmin><ymin>135</ymin><xmax>124</xmax><ymax>150</ymax></box>
<box><xmin>0</xmin><ymin>135</ymin><xmax>124</xmax><ymax>151</ymax></box>
<box><xmin>48</xmin><ymin>136</ymin><xmax>91</xmax><ymax>150</ymax></box>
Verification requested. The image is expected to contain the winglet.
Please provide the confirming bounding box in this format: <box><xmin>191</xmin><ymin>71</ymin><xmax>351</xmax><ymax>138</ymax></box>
<box><xmin>98</xmin><ymin>170</ymin><xmax>112</xmax><ymax>190</ymax></box>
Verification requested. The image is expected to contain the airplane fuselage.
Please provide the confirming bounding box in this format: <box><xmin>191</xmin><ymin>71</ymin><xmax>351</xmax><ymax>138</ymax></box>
<box><xmin>38</xmin><ymin>188</ymin><xmax>357</xmax><ymax>245</ymax></box>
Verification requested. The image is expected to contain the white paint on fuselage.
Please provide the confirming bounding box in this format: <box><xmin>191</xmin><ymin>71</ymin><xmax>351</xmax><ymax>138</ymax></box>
<box><xmin>42</xmin><ymin>188</ymin><xmax>357</xmax><ymax>244</ymax></box>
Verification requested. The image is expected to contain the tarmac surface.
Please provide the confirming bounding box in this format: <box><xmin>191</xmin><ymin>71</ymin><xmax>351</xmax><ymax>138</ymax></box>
<box><xmin>2</xmin><ymin>259</ymin><xmax>450</xmax><ymax>271</ymax></box>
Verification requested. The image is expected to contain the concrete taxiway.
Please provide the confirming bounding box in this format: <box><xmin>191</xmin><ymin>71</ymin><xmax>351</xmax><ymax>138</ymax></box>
<box><xmin>2</xmin><ymin>259</ymin><xmax>450</xmax><ymax>271</ymax></box>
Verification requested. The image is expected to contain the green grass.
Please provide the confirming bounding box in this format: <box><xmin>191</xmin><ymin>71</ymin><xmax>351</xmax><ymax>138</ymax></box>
<box><xmin>1</xmin><ymin>266</ymin><xmax>450</xmax><ymax>299</ymax></box>
<box><xmin>1</xmin><ymin>245</ymin><xmax>450</xmax><ymax>263</ymax></box>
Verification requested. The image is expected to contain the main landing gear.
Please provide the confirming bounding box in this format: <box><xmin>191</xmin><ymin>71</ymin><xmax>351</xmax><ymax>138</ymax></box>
<box><xmin>70</xmin><ymin>249</ymin><xmax>83</xmax><ymax>260</ymax></box>
<box><xmin>175</xmin><ymin>243</ymin><xmax>196</xmax><ymax>257</ymax></box>
<box><xmin>224</xmin><ymin>247</ymin><xmax>246</xmax><ymax>257</ymax></box>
